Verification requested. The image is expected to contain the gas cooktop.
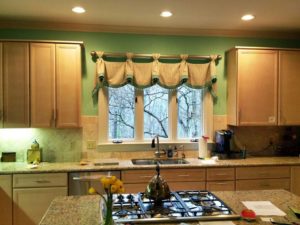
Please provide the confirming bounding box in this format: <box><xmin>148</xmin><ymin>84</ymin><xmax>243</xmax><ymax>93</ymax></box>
<box><xmin>111</xmin><ymin>190</ymin><xmax>240</xmax><ymax>224</ymax></box>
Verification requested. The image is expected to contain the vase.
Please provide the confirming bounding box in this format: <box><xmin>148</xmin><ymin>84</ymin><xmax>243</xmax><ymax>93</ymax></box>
<box><xmin>102</xmin><ymin>195</ymin><xmax>114</xmax><ymax>225</ymax></box>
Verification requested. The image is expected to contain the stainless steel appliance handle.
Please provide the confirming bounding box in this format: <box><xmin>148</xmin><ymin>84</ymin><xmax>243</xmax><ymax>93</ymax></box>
<box><xmin>72</xmin><ymin>175</ymin><xmax>104</xmax><ymax>181</ymax></box>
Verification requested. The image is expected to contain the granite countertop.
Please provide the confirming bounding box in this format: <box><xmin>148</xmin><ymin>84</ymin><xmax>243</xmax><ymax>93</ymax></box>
<box><xmin>1</xmin><ymin>156</ymin><xmax>300</xmax><ymax>174</ymax></box>
<box><xmin>39</xmin><ymin>189</ymin><xmax>300</xmax><ymax>225</ymax></box>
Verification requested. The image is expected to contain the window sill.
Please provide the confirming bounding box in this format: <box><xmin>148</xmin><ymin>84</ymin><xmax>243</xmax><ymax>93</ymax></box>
<box><xmin>96</xmin><ymin>140</ymin><xmax>198</xmax><ymax>152</ymax></box>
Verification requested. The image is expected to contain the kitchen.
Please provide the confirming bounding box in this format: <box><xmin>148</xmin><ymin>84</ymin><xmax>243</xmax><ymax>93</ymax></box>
<box><xmin>1</xmin><ymin>0</ymin><xmax>300</xmax><ymax>225</ymax></box>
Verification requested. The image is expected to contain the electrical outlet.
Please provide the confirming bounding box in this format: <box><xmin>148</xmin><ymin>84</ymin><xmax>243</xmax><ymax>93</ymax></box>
<box><xmin>87</xmin><ymin>140</ymin><xmax>97</xmax><ymax>149</ymax></box>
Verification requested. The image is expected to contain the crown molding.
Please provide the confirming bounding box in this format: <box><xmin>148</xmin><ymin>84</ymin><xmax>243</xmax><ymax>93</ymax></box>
<box><xmin>1</xmin><ymin>20</ymin><xmax>300</xmax><ymax>39</ymax></box>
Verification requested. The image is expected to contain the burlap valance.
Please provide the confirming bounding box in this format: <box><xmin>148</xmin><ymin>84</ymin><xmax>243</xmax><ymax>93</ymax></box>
<box><xmin>92</xmin><ymin>52</ymin><xmax>219</xmax><ymax>100</ymax></box>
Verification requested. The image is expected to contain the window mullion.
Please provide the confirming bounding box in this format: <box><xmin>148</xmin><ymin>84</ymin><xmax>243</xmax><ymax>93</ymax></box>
<box><xmin>135</xmin><ymin>89</ymin><xmax>144</xmax><ymax>141</ymax></box>
<box><xmin>169</xmin><ymin>90</ymin><xmax>177</xmax><ymax>141</ymax></box>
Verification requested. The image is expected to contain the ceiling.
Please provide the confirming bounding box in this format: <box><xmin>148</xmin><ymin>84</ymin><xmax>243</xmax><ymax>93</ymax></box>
<box><xmin>1</xmin><ymin>0</ymin><xmax>300</xmax><ymax>37</ymax></box>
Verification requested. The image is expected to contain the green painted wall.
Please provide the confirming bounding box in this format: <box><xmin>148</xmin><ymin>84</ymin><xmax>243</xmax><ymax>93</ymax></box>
<box><xmin>1</xmin><ymin>29</ymin><xmax>300</xmax><ymax>115</ymax></box>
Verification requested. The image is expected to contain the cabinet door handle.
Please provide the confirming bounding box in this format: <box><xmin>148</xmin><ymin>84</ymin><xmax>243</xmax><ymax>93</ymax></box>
<box><xmin>213</xmin><ymin>182</ymin><xmax>228</xmax><ymax>185</ymax></box>
<box><xmin>259</xmin><ymin>172</ymin><xmax>270</xmax><ymax>176</ymax></box>
<box><xmin>260</xmin><ymin>183</ymin><xmax>271</xmax><ymax>187</ymax></box>
<box><xmin>178</xmin><ymin>174</ymin><xmax>190</xmax><ymax>177</ymax></box>
<box><xmin>140</xmin><ymin>175</ymin><xmax>152</xmax><ymax>178</ymax></box>
<box><xmin>35</xmin><ymin>180</ymin><xmax>51</xmax><ymax>184</ymax></box>
<box><xmin>215</xmin><ymin>173</ymin><xmax>228</xmax><ymax>176</ymax></box>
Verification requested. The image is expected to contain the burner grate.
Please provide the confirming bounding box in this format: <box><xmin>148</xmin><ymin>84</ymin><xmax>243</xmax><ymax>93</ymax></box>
<box><xmin>112</xmin><ymin>190</ymin><xmax>240</xmax><ymax>223</ymax></box>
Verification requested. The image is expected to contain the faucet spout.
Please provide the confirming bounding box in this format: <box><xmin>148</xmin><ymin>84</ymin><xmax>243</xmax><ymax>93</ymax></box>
<box><xmin>152</xmin><ymin>135</ymin><xmax>165</xmax><ymax>158</ymax></box>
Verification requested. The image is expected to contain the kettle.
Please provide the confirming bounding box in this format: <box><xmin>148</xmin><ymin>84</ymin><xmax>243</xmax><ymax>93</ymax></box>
<box><xmin>144</xmin><ymin>162</ymin><xmax>171</xmax><ymax>205</ymax></box>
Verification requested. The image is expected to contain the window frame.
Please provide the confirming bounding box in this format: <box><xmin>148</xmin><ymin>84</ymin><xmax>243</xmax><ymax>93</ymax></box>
<box><xmin>97</xmin><ymin>86</ymin><xmax>213</xmax><ymax>151</ymax></box>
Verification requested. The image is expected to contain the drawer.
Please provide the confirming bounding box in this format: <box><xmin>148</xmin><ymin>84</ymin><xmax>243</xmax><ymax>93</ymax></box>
<box><xmin>206</xmin><ymin>181</ymin><xmax>235</xmax><ymax>191</ymax></box>
<box><xmin>122</xmin><ymin>170</ymin><xmax>155</xmax><ymax>183</ymax></box>
<box><xmin>207</xmin><ymin>168</ymin><xmax>235</xmax><ymax>181</ymax></box>
<box><xmin>236</xmin><ymin>166</ymin><xmax>290</xmax><ymax>179</ymax></box>
<box><xmin>122</xmin><ymin>169</ymin><xmax>206</xmax><ymax>183</ymax></box>
<box><xmin>168</xmin><ymin>181</ymin><xmax>205</xmax><ymax>191</ymax></box>
<box><xmin>13</xmin><ymin>173</ymin><xmax>67</xmax><ymax>188</ymax></box>
<box><xmin>236</xmin><ymin>178</ymin><xmax>290</xmax><ymax>191</ymax></box>
<box><xmin>161</xmin><ymin>169</ymin><xmax>206</xmax><ymax>182</ymax></box>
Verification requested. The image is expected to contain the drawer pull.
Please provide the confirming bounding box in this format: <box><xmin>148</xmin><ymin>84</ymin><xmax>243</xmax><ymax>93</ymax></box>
<box><xmin>178</xmin><ymin>174</ymin><xmax>190</xmax><ymax>177</ymax></box>
<box><xmin>35</xmin><ymin>180</ymin><xmax>51</xmax><ymax>184</ymax></box>
<box><xmin>259</xmin><ymin>172</ymin><xmax>270</xmax><ymax>176</ymax></box>
<box><xmin>215</xmin><ymin>173</ymin><xmax>228</xmax><ymax>176</ymax></box>
<box><xmin>140</xmin><ymin>175</ymin><xmax>152</xmax><ymax>178</ymax></box>
<box><xmin>214</xmin><ymin>182</ymin><xmax>228</xmax><ymax>185</ymax></box>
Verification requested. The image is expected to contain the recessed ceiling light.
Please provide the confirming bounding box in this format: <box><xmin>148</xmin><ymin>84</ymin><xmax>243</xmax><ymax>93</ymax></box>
<box><xmin>160</xmin><ymin>11</ymin><xmax>173</xmax><ymax>18</ymax></box>
<box><xmin>241</xmin><ymin>14</ymin><xmax>255</xmax><ymax>21</ymax></box>
<box><xmin>72</xmin><ymin>6</ymin><xmax>86</xmax><ymax>14</ymax></box>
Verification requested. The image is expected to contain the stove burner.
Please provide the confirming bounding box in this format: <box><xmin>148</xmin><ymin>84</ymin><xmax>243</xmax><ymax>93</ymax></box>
<box><xmin>111</xmin><ymin>191</ymin><xmax>240</xmax><ymax>223</ymax></box>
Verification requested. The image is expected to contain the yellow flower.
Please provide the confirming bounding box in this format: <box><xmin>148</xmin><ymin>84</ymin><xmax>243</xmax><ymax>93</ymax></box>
<box><xmin>101</xmin><ymin>177</ymin><xmax>111</xmax><ymax>189</ymax></box>
<box><xmin>109</xmin><ymin>176</ymin><xmax>117</xmax><ymax>184</ymax></box>
<box><xmin>114</xmin><ymin>179</ymin><xmax>123</xmax><ymax>188</ymax></box>
<box><xmin>110</xmin><ymin>184</ymin><xmax>118</xmax><ymax>193</ymax></box>
<box><xmin>88</xmin><ymin>187</ymin><xmax>97</xmax><ymax>194</ymax></box>
<box><xmin>118</xmin><ymin>187</ymin><xmax>125</xmax><ymax>194</ymax></box>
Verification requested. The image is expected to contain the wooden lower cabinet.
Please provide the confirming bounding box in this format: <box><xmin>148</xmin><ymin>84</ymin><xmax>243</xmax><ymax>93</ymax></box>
<box><xmin>206</xmin><ymin>168</ymin><xmax>235</xmax><ymax>191</ymax></box>
<box><xmin>236</xmin><ymin>166</ymin><xmax>290</xmax><ymax>191</ymax></box>
<box><xmin>236</xmin><ymin>178</ymin><xmax>290</xmax><ymax>191</ymax></box>
<box><xmin>122</xmin><ymin>168</ymin><xmax>206</xmax><ymax>193</ymax></box>
<box><xmin>13</xmin><ymin>173</ymin><xmax>67</xmax><ymax>225</ymax></box>
<box><xmin>291</xmin><ymin>166</ymin><xmax>300</xmax><ymax>196</ymax></box>
<box><xmin>0</xmin><ymin>175</ymin><xmax>12</xmax><ymax>225</ymax></box>
<box><xmin>13</xmin><ymin>187</ymin><xmax>67</xmax><ymax>225</ymax></box>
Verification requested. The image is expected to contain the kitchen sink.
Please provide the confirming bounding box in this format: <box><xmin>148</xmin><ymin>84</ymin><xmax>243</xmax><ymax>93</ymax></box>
<box><xmin>131</xmin><ymin>158</ymin><xmax>189</xmax><ymax>165</ymax></box>
<box><xmin>131</xmin><ymin>159</ymin><xmax>158</xmax><ymax>165</ymax></box>
<box><xmin>159</xmin><ymin>158</ymin><xmax>189</xmax><ymax>164</ymax></box>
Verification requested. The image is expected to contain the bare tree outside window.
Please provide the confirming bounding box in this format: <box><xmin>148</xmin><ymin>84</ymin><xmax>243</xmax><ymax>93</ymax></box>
<box><xmin>144</xmin><ymin>85</ymin><xmax>168</xmax><ymax>138</ymax></box>
<box><xmin>108</xmin><ymin>84</ymin><xmax>202</xmax><ymax>141</ymax></box>
<box><xmin>177</xmin><ymin>86</ymin><xmax>203</xmax><ymax>138</ymax></box>
<box><xmin>108</xmin><ymin>86</ymin><xmax>135</xmax><ymax>139</ymax></box>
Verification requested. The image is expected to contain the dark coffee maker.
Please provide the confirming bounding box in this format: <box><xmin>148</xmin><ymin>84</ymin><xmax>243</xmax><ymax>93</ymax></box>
<box><xmin>215</xmin><ymin>130</ymin><xmax>233</xmax><ymax>155</ymax></box>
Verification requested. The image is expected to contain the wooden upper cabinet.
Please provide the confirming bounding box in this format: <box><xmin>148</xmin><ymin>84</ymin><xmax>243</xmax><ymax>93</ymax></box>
<box><xmin>0</xmin><ymin>43</ymin><xmax>3</xmax><ymax>128</ymax></box>
<box><xmin>3</xmin><ymin>42</ymin><xmax>29</xmax><ymax>128</ymax></box>
<box><xmin>30</xmin><ymin>43</ymin><xmax>55</xmax><ymax>127</ymax></box>
<box><xmin>30</xmin><ymin>43</ymin><xmax>81</xmax><ymax>128</ymax></box>
<box><xmin>278</xmin><ymin>51</ymin><xmax>300</xmax><ymax>125</ymax></box>
<box><xmin>56</xmin><ymin>44</ymin><xmax>81</xmax><ymax>128</ymax></box>
<box><xmin>227</xmin><ymin>48</ymin><xmax>278</xmax><ymax>126</ymax></box>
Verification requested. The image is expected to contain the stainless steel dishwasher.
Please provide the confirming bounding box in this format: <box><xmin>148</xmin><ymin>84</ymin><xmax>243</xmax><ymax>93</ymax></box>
<box><xmin>68</xmin><ymin>171</ymin><xmax>121</xmax><ymax>195</ymax></box>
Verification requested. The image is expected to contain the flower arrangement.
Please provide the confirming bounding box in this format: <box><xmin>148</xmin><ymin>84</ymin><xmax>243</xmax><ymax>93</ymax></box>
<box><xmin>89</xmin><ymin>175</ymin><xmax>125</xmax><ymax>225</ymax></box>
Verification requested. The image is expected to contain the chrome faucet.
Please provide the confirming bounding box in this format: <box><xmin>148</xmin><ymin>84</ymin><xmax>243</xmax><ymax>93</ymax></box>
<box><xmin>151</xmin><ymin>135</ymin><xmax>166</xmax><ymax>158</ymax></box>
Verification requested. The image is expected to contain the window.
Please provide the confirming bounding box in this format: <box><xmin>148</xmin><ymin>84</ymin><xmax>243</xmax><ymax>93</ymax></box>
<box><xmin>177</xmin><ymin>86</ymin><xmax>203</xmax><ymax>139</ymax></box>
<box><xmin>108</xmin><ymin>86</ymin><xmax>135</xmax><ymax>140</ymax></box>
<box><xmin>144</xmin><ymin>85</ymin><xmax>168</xmax><ymax>138</ymax></box>
<box><xmin>100</xmin><ymin>84</ymin><xmax>205</xmax><ymax>143</ymax></box>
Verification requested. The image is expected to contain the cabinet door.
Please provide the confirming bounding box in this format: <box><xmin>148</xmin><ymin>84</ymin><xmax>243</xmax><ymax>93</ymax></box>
<box><xmin>0</xmin><ymin>175</ymin><xmax>12</xmax><ymax>225</ymax></box>
<box><xmin>279</xmin><ymin>51</ymin><xmax>300</xmax><ymax>125</ymax></box>
<box><xmin>3</xmin><ymin>42</ymin><xmax>29</xmax><ymax>128</ymax></box>
<box><xmin>237</xmin><ymin>49</ymin><xmax>278</xmax><ymax>125</ymax></box>
<box><xmin>56</xmin><ymin>44</ymin><xmax>81</xmax><ymax>128</ymax></box>
<box><xmin>13</xmin><ymin>187</ymin><xmax>67</xmax><ymax>225</ymax></box>
<box><xmin>30</xmin><ymin>43</ymin><xmax>55</xmax><ymax>127</ymax></box>
<box><xmin>0</xmin><ymin>43</ymin><xmax>3</xmax><ymax>128</ymax></box>
<box><xmin>291</xmin><ymin>166</ymin><xmax>300</xmax><ymax>196</ymax></box>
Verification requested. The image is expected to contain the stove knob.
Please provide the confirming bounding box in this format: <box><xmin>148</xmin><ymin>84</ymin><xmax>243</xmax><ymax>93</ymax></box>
<box><xmin>117</xmin><ymin>195</ymin><xmax>124</xmax><ymax>202</ymax></box>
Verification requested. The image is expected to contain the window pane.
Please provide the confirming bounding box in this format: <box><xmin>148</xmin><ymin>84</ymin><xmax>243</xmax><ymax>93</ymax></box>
<box><xmin>177</xmin><ymin>86</ymin><xmax>203</xmax><ymax>138</ymax></box>
<box><xmin>108</xmin><ymin>85</ymin><xmax>135</xmax><ymax>139</ymax></box>
<box><xmin>144</xmin><ymin>85</ymin><xmax>168</xmax><ymax>138</ymax></box>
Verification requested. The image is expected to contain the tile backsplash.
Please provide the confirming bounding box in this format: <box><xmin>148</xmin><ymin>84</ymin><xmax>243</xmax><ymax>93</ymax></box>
<box><xmin>0</xmin><ymin>128</ymin><xmax>82</xmax><ymax>162</ymax></box>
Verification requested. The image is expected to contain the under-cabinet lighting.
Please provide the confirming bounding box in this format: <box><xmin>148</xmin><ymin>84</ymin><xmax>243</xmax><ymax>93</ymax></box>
<box><xmin>241</xmin><ymin>14</ymin><xmax>255</xmax><ymax>21</ymax></box>
<box><xmin>160</xmin><ymin>11</ymin><xmax>173</xmax><ymax>18</ymax></box>
<box><xmin>72</xmin><ymin>6</ymin><xmax>86</xmax><ymax>14</ymax></box>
